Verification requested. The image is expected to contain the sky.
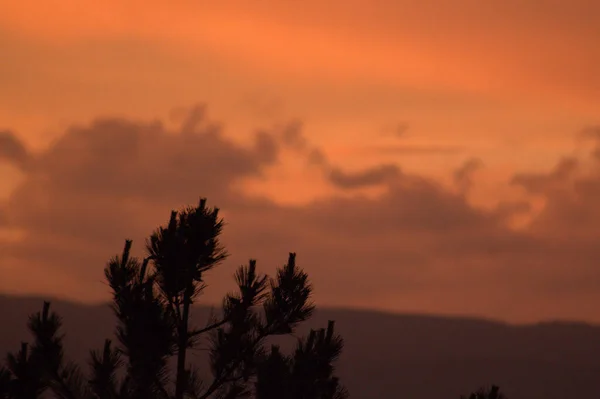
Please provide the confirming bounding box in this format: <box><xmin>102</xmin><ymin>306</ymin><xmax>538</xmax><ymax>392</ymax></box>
<box><xmin>1</xmin><ymin>0</ymin><xmax>600</xmax><ymax>323</ymax></box>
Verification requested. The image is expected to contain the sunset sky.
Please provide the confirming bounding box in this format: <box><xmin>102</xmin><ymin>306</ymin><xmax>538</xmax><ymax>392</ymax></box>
<box><xmin>1</xmin><ymin>0</ymin><xmax>600</xmax><ymax>323</ymax></box>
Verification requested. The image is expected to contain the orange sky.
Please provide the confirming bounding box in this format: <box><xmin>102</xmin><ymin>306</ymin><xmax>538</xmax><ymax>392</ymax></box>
<box><xmin>1</xmin><ymin>0</ymin><xmax>600</xmax><ymax>323</ymax></box>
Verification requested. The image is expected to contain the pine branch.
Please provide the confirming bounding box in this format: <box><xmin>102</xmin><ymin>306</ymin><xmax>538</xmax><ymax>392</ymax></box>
<box><xmin>189</xmin><ymin>317</ymin><xmax>230</xmax><ymax>338</ymax></box>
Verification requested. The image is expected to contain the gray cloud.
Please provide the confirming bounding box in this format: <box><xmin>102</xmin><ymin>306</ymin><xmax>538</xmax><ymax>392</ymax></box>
<box><xmin>217</xmin><ymin>131</ymin><xmax>600</xmax><ymax>322</ymax></box>
<box><xmin>511</xmin><ymin>157</ymin><xmax>578</xmax><ymax>194</ymax></box>
<box><xmin>275</xmin><ymin>120</ymin><xmax>328</xmax><ymax>167</ymax></box>
<box><xmin>4</xmin><ymin>110</ymin><xmax>600</xmax><ymax>322</ymax></box>
<box><xmin>454</xmin><ymin>158</ymin><xmax>484</xmax><ymax>194</ymax></box>
<box><xmin>1</xmin><ymin>106</ymin><xmax>278</xmax><ymax>285</ymax></box>
<box><xmin>380</xmin><ymin>122</ymin><xmax>410</xmax><ymax>138</ymax></box>
<box><xmin>580</xmin><ymin>125</ymin><xmax>600</xmax><ymax>139</ymax></box>
<box><xmin>274</xmin><ymin>124</ymin><xmax>417</xmax><ymax>190</ymax></box>
<box><xmin>0</xmin><ymin>130</ymin><xmax>30</xmax><ymax>170</ymax></box>
<box><xmin>279</xmin><ymin>120</ymin><xmax>306</xmax><ymax>149</ymax></box>
<box><xmin>0</xmin><ymin>203</ymin><xmax>6</xmax><ymax>226</ymax></box>
<box><xmin>368</xmin><ymin>144</ymin><xmax>464</xmax><ymax>156</ymax></box>
<box><xmin>374</xmin><ymin>121</ymin><xmax>463</xmax><ymax>156</ymax></box>
<box><xmin>328</xmin><ymin>164</ymin><xmax>401</xmax><ymax>189</ymax></box>
<box><xmin>579</xmin><ymin>126</ymin><xmax>600</xmax><ymax>160</ymax></box>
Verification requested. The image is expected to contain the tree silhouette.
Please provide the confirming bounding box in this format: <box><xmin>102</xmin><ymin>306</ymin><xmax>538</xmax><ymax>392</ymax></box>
<box><xmin>461</xmin><ymin>385</ymin><xmax>506</xmax><ymax>399</ymax></box>
<box><xmin>0</xmin><ymin>198</ymin><xmax>348</xmax><ymax>399</ymax></box>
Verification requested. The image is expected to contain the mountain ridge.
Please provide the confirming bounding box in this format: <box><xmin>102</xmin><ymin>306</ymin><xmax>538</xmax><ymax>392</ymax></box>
<box><xmin>1</xmin><ymin>294</ymin><xmax>599</xmax><ymax>398</ymax></box>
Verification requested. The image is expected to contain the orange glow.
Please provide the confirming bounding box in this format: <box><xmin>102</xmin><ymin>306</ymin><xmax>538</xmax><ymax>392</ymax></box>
<box><xmin>1</xmin><ymin>0</ymin><xmax>600</xmax><ymax>323</ymax></box>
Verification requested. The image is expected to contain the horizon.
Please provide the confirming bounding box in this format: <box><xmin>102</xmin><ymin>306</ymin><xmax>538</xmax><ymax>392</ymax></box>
<box><xmin>1</xmin><ymin>292</ymin><xmax>597</xmax><ymax>328</ymax></box>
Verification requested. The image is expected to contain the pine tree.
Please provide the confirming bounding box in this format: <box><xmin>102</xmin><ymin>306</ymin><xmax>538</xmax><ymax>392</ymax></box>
<box><xmin>0</xmin><ymin>198</ymin><xmax>348</xmax><ymax>399</ymax></box>
<box><xmin>461</xmin><ymin>385</ymin><xmax>505</xmax><ymax>399</ymax></box>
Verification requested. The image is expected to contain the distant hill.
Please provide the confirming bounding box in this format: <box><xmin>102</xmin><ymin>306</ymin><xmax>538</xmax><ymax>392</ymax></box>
<box><xmin>1</xmin><ymin>294</ymin><xmax>600</xmax><ymax>398</ymax></box>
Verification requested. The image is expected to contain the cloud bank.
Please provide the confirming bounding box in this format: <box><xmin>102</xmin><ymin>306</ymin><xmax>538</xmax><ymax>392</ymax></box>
<box><xmin>2</xmin><ymin>106</ymin><xmax>600</xmax><ymax>323</ymax></box>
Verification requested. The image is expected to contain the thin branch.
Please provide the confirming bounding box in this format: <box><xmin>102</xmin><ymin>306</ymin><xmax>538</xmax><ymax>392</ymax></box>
<box><xmin>198</xmin><ymin>327</ymin><xmax>271</xmax><ymax>399</ymax></box>
<box><xmin>189</xmin><ymin>317</ymin><xmax>230</xmax><ymax>338</ymax></box>
<box><xmin>154</xmin><ymin>375</ymin><xmax>171</xmax><ymax>399</ymax></box>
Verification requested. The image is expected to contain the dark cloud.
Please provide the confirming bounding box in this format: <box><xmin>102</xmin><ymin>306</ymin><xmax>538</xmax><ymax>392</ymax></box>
<box><xmin>237</xmin><ymin>92</ymin><xmax>285</xmax><ymax>119</ymax></box>
<box><xmin>511</xmin><ymin>157</ymin><xmax>578</xmax><ymax>194</ymax></box>
<box><xmin>578</xmin><ymin>126</ymin><xmax>600</xmax><ymax>160</ymax></box>
<box><xmin>4</xmin><ymin>110</ymin><xmax>600</xmax><ymax>322</ymax></box>
<box><xmin>380</xmin><ymin>122</ymin><xmax>410</xmax><ymax>138</ymax></box>
<box><xmin>580</xmin><ymin>125</ymin><xmax>600</xmax><ymax>139</ymax></box>
<box><xmin>220</xmin><ymin>134</ymin><xmax>600</xmax><ymax>322</ymax></box>
<box><xmin>493</xmin><ymin>200</ymin><xmax>532</xmax><ymax>221</ymax></box>
<box><xmin>0</xmin><ymin>203</ymin><xmax>6</xmax><ymax>226</ymax></box>
<box><xmin>328</xmin><ymin>164</ymin><xmax>401</xmax><ymax>189</ymax></box>
<box><xmin>369</xmin><ymin>144</ymin><xmax>464</xmax><ymax>156</ymax></box>
<box><xmin>454</xmin><ymin>158</ymin><xmax>484</xmax><ymax>194</ymax></box>
<box><xmin>375</xmin><ymin>122</ymin><xmax>463</xmax><ymax>156</ymax></box>
<box><xmin>279</xmin><ymin>120</ymin><xmax>306</xmax><ymax>149</ymax></box>
<box><xmin>317</xmin><ymin>175</ymin><xmax>497</xmax><ymax>233</ymax></box>
<box><xmin>275</xmin><ymin>124</ymin><xmax>444</xmax><ymax>190</ymax></box>
<box><xmin>275</xmin><ymin>120</ymin><xmax>328</xmax><ymax>167</ymax></box>
<box><xmin>1</xmin><ymin>107</ymin><xmax>278</xmax><ymax>285</ymax></box>
<box><xmin>30</xmin><ymin>115</ymin><xmax>275</xmax><ymax>205</ymax></box>
<box><xmin>0</xmin><ymin>130</ymin><xmax>30</xmax><ymax>170</ymax></box>
<box><xmin>306</xmin><ymin>148</ymin><xmax>328</xmax><ymax>166</ymax></box>
<box><xmin>253</xmin><ymin>131</ymin><xmax>279</xmax><ymax>164</ymax></box>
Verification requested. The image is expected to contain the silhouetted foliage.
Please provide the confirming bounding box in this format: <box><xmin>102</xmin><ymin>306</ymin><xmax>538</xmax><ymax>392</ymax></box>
<box><xmin>88</xmin><ymin>340</ymin><xmax>121</xmax><ymax>399</ymax></box>
<box><xmin>461</xmin><ymin>385</ymin><xmax>505</xmax><ymax>399</ymax></box>
<box><xmin>254</xmin><ymin>321</ymin><xmax>347</xmax><ymax>399</ymax></box>
<box><xmin>0</xmin><ymin>198</ymin><xmax>347</xmax><ymax>399</ymax></box>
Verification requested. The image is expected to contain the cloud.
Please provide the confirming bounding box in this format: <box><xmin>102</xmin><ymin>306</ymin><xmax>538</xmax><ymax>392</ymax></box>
<box><xmin>273</xmin><ymin>122</ymin><xmax>429</xmax><ymax>190</ymax></box>
<box><xmin>268</xmin><ymin>122</ymin><xmax>408</xmax><ymax>194</ymax></box>
<box><xmin>0</xmin><ymin>130</ymin><xmax>30</xmax><ymax>170</ymax></box>
<box><xmin>578</xmin><ymin>126</ymin><xmax>600</xmax><ymax>159</ymax></box>
<box><xmin>0</xmin><ymin>106</ymin><xmax>278</xmax><ymax>288</ymax></box>
<box><xmin>368</xmin><ymin>144</ymin><xmax>464</xmax><ymax>156</ymax></box>
<box><xmin>380</xmin><ymin>123</ymin><xmax>410</xmax><ymax>138</ymax></box>
<box><xmin>328</xmin><ymin>164</ymin><xmax>401</xmax><ymax>189</ymax></box>
<box><xmin>278</xmin><ymin>120</ymin><xmax>306</xmax><ymax>149</ymax></box>
<box><xmin>454</xmin><ymin>158</ymin><xmax>484</xmax><ymax>194</ymax></box>
<box><xmin>4</xmin><ymin>108</ymin><xmax>600</xmax><ymax>323</ymax></box>
<box><xmin>274</xmin><ymin>120</ymin><xmax>328</xmax><ymax>167</ymax></box>
<box><xmin>511</xmin><ymin>157</ymin><xmax>579</xmax><ymax>195</ymax></box>
<box><xmin>0</xmin><ymin>203</ymin><xmax>6</xmax><ymax>226</ymax></box>
<box><xmin>222</xmin><ymin>133</ymin><xmax>600</xmax><ymax>323</ymax></box>
<box><xmin>373</xmin><ymin>122</ymin><xmax>463</xmax><ymax>157</ymax></box>
<box><xmin>580</xmin><ymin>125</ymin><xmax>600</xmax><ymax>139</ymax></box>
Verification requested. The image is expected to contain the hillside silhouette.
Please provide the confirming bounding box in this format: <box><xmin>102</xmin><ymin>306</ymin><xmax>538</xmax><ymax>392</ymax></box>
<box><xmin>1</xmin><ymin>295</ymin><xmax>600</xmax><ymax>398</ymax></box>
